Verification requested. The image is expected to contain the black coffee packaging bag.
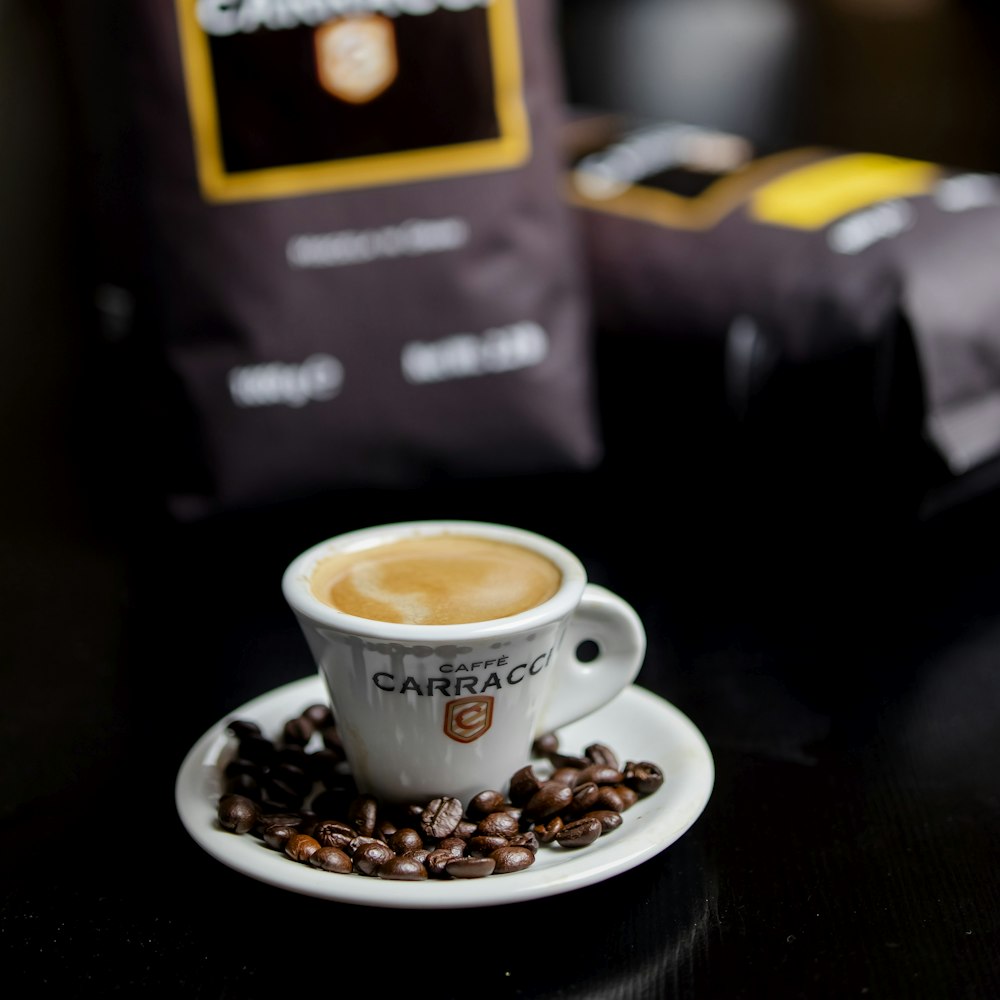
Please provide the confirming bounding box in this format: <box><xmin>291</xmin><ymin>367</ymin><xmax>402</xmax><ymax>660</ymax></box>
<box><xmin>58</xmin><ymin>1</ymin><xmax>601</xmax><ymax>519</ymax></box>
<box><xmin>563</xmin><ymin>112</ymin><xmax>1000</xmax><ymax>522</ymax></box>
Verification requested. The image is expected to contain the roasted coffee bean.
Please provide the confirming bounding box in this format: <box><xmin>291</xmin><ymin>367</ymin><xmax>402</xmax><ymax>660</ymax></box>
<box><xmin>587</xmin><ymin>810</ymin><xmax>623</xmax><ymax>834</ymax></box>
<box><xmin>547</xmin><ymin>751</ymin><xmax>589</xmax><ymax>769</ymax></box>
<box><xmin>500</xmin><ymin>804</ymin><xmax>523</xmax><ymax>821</ymax></box>
<box><xmin>313</xmin><ymin>819</ymin><xmax>356</xmax><ymax>849</ymax></box>
<box><xmin>269</xmin><ymin>763</ymin><xmax>313</xmax><ymax>797</ymax></box>
<box><xmin>550</xmin><ymin>766</ymin><xmax>583</xmax><ymax>787</ymax></box>
<box><xmin>224</xmin><ymin>758</ymin><xmax>263</xmax><ymax>781</ymax></box>
<box><xmin>238</xmin><ymin>733</ymin><xmax>276</xmax><ymax>766</ymax></box>
<box><xmin>578</xmin><ymin>764</ymin><xmax>624</xmax><ymax>786</ymax></box>
<box><xmin>262</xmin><ymin>823</ymin><xmax>300</xmax><ymax>851</ymax></box>
<box><xmin>468</xmin><ymin>835</ymin><xmax>509</xmax><ymax>857</ymax></box>
<box><xmin>594</xmin><ymin>785</ymin><xmax>625</xmax><ymax>812</ymax></box>
<box><xmin>283</xmin><ymin>716</ymin><xmax>315</xmax><ymax>746</ymax></box>
<box><xmin>285</xmin><ymin>833</ymin><xmax>322</xmax><ymax>862</ymax></box>
<box><xmin>556</xmin><ymin>816</ymin><xmax>602</xmax><ymax>849</ymax></box>
<box><xmin>438</xmin><ymin>837</ymin><xmax>467</xmax><ymax>857</ymax></box>
<box><xmin>613</xmin><ymin>784</ymin><xmax>639</xmax><ymax>810</ymax></box>
<box><xmin>347</xmin><ymin>794</ymin><xmax>378</xmax><ymax>837</ymax></box>
<box><xmin>225</xmin><ymin>772</ymin><xmax>262</xmax><ymax>800</ymax></box>
<box><xmin>445</xmin><ymin>856</ymin><xmax>496</xmax><ymax>879</ymax></box>
<box><xmin>309</xmin><ymin>846</ymin><xmax>353</xmax><ymax>873</ymax></box>
<box><xmin>491</xmin><ymin>845</ymin><xmax>536</xmax><ymax>874</ymax></box>
<box><xmin>533</xmin><ymin>816</ymin><xmax>563</xmax><ymax>844</ymax></box>
<box><xmin>302</xmin><ymin>703</ymin><xmax>334</xmax><ymax>728</ymax></box>
<box><xmin>390</xmin><ymin>828</ymin><xmax>423</xmax><ymax>854</ymax></box>
<box><xmin>321</xmin><ymin>726</ymin><xmax>343</xmax><ymax>751</ymax></box>
<box><xmin>532</xmin><ymin>732</ymin><xmax>559</xmax><ymax>757</ymax></box>
<box><xmin>455</xmin><ymin>820</ymin><xmax>478</xmax><ymax>838</ymax></box>
<box><xmin>523</xmin><ymin>781</ymin><xmax>574</xmax><ymax>821</ymax></box>
<box><xmin>375</xmin><ymin>819</ymin><xmax>398</xmax><ymax>842</ymax></box>
<box><xmin>378</xmin><ymin>855</ymin><xmax>428</xmax><ymax>881</ymax></box>
<box><xmin>218</xmin><ymin>794</ymin><xmax>259</xmax><ymax>834</ymax></box>
<box><xmin>420</xmin><ymin>796</ymin><xmax>464</xmax><ymax>839</ymax></box>
<box><xmin>349</xmin><ymin>835</ymin><xmax>388</xmax><ymax>856</ymax></box>
<box><xmin>468</xmin><ymin>789</ymin><xmax>506</xmax><ymax>819</ymax></box>
<box><xmin>404</xmin><ymin>847</ymin><xmax>431</xmax><ymax>865</ymax></box>
<box><xmin>509</xmin><ymin>765</ymin><xmax>541</xmax><ymax>806</ymax></box>
<box><xmin>275</xmin><ymin>745</ymin><xmax>310</xmax><ymax>770</ymax></box>
<box><xmin>425</xmin><ymin>848</ymin><xmax>458</xmax><ymax>877</ymax></box>
<box><xmin>226</xmin><ymin>719</ymin><xmax>262</xmax><ymax>739</ymax></box>
<box><xmin>509</xmin><ymin>831</ymin><xmax>540</xmax><ymax>852</ymax></box>
<box><xmin>353</xmin><ymin>841</ymin><xmax>394</xmax><ymax>875</ymax></box>
<box><xmin>256</xmin><ymin>810</ymin><xmax>308</xmax><ymax>834</ymax></box>
<box><xmin>596</xmin><ymin>786</ymin><xmax>626</xmax><ymax>812</ymax></box>
<box><xmin>569</xmin><ymin>781</ymin><xmax>600</xmax><ymax>814</ymax></box>
<box><xmin>476</xmin><ymin>811</ymin><xmax>520</xmax><ymax>839</ymax></box>
<box><xmin>624</xmin><ymin>761</ymin><xmax>665</xmax><ymax>795</ymax></box>
<box><xmin>585</xmin><ymin>743</ymin><xmax>619</xmax><ymax>769</ymax></box>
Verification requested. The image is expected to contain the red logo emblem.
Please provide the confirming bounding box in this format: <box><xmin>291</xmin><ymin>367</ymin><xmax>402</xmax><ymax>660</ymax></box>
<box><xmin>444</xmin><ymin>696</ymin><xmax>494</xmax><ymax>744</ymax></box>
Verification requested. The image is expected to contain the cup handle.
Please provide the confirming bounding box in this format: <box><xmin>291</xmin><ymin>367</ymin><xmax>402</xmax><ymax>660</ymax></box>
<box><xmin>535</xmin><ymin>584</ymin><xmax>647</xmax><ymax>736</ymax></box>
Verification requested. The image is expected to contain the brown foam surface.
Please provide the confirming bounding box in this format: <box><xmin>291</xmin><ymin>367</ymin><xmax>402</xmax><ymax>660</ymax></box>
<box><xmin>309</xmin><ymin>535</ymin><xmax>562</xmax><ymax>625</ymax></box>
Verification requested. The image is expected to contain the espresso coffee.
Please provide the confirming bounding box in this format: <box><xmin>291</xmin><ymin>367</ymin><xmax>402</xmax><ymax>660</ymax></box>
<box><xmin>309</xmin><ymin>534</ymin><xmax>562</xmax><ymax>625</ymax></box>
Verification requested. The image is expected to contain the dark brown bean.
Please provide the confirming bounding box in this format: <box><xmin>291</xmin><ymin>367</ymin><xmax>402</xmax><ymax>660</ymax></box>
<box><xmin>347</xmin><ymin>794</ymin><xmax>378</xmax><ymax>837</ymax></box>
<box><xmin>313</xmin><ymin>819</ymin><xmax>356</xmax><ymax>849</ymax></box>
<box><xmin>438</xmin><ymin>836</ymin><xmax>467</xmax><ymax>857</ymax></box>
<box><xmin>491</xmin><ymin>845</ymin><xmax>536</xmax><ymax>874</ymax></box>
<box><xmin>445</xmin><ymin>856</ymin><xmax>496</xmax><ymax>879</ymax></box>
<box><xmin>378</xmin><ymin>855</ymin><xmax>428</xmax><ymax>881</ymax></box>
<box><xmin>578</xmin><ymin>764</ymin><xmax>624</xmax><ymax>786</ymax></box>
<box><xmin>532</xmin><ymin>732</ymin><xmax>560</xmax><ymax>757</ymax></box>
<box><xmin>569</xmin><ymin>781</ymin><xmax>600</xmax><ymax>814</ymax></box>
<box><xmin>390</xmin><ymin>828</ymin><xmax>423</xmax><ymax>854</ymax></box>
<box><xmin>285</xmin><ymin>833</ymin><xmax>322</xmax><ymax>862</ymax></box>
<box><xmin>596</xmin><ymin>786</ymin><xmax>626</xmax><ymax>812</ymax></box>
<box><xmin>556</xmin><ymin>816</ymin><xmax>602</xmax><ymax>849</ymax></box>
<box><xmin>217</xmin><ymin>794</ymin><xmax>259</xmax><ymax>834</ymax></box>
<box><xmin>420</xmin><ymin>796</ymin><xmax>464</xmax><ymax>839</ymax></box>
<box><xmin>353</xmin><ymin>841</ymin><xmax>394</xmax><ymax>875</ymax></box>
<box><xmin>523</xmin><ymin>781</ymin><xmax>574</xmax><ymax>821</ymax></box>
<box><xmin>309</xmin><ymin>846</ymin><xmax>353</xmax><ymax>873</ymax></box>
<box><xmin>613</xmin><ymin>784</ymin><xmax>640</xmax><ymax>810</ymax></box>
<box><xmin>533</xmin><ymin>816</ymin><xmax>564</xmax><ymax>844</ymax></box>
<box><xmin>587</xmin><ymin>809</ymin><xmax>624</xmax><ymax>834</ymax></box>
<box><xmin>476</xmin><ymin>811</ymin><xmax>520</xmax><ymax>839</ymax></box>
<box><xmin>302</xmin><ymin>703</ymin><xmax>334</xmax><ymax>728</ymax></box>
<box><xmin>468</xmin><ymin>835</ymin><xmax>509</xmax><ymax>857</ymax></box>
<box><xmin>509</xmin><ymin>830</ymin><xmax>540</xmax><ymax>853</ymax></box>
<box><xmin>585</xmin><ymin>742</ymin><xmax>619</xmax><ymax>769</ymax></box>
<box><xmin>468</xmin><ymin>789</ymin><xmax>506</xmax><ymax>818</ymax></box>
<box><xmin>508</xmin><ymin>765</ymin><xmax>541</xmax><ymax>806</ymax></box>
<box><xmin>426</xmin><ymin>848</ymin><xmax>458</xmax><ymax>877</ymax></box>
<box><xmin>624</xmin><ymin>761</ymin><xmax>665</xmax><ymax>795</ymax></box>
<box><xmin>262</xmin><ymin>823</ymin><xmax>300</xmax><ymax>851</ymax></box>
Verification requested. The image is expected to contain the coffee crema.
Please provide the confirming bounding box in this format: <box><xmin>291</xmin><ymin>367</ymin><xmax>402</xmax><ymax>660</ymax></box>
<box><xmin>308</xmin><ymin>534</ymin><xmax>562</xmax><ymax>625</ymax></box>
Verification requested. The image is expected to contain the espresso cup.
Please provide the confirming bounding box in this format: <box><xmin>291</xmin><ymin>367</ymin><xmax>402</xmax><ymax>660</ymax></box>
<box><xmin>281</xmin><ymin>520</ymin><xmax>646</xmax><ymax>806</ymax></box>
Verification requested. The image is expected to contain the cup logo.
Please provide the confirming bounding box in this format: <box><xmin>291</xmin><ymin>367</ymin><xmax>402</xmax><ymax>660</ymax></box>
<box><xmin>314</xmin><ymin>16</ymin><xmax>399</xmax><ymax>105</ymax></box>
<box><xmin>444</xmin><ymin>696</ymin><xmax>494</xmax><ymax>744</ymax></box>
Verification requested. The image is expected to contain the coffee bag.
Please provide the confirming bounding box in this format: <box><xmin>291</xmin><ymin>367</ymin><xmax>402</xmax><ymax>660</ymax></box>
<box><xmin>59</xmin><ymin>2</ymin><xmax>600</xmax><ymax>518</ymax></box>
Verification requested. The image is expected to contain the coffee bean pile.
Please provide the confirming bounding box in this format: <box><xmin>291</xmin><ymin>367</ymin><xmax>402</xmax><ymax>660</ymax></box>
<box><xmin>216</xmin><ymin>704</ymin><xmax>664</xmax><ymax>881</ymax></box>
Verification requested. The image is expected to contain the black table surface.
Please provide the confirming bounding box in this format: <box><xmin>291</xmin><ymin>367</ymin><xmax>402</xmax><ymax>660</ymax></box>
<box><xmin>2</xmin><ymin>442</ymin><xmax>999</xmax><ymax>1000</ymax></box>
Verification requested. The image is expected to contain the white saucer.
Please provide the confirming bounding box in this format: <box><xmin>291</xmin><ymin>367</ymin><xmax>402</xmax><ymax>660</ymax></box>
<box><xmin>175</xmin><ymin>675</ymin><xmax>714</xmax><ymax>909</ymax></box>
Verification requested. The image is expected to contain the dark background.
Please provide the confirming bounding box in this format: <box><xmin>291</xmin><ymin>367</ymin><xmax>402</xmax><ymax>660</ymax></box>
<box><xmin>2</xmin><ymin>1</ymin><xmax>999</xmax><ymax>996</ymax></box>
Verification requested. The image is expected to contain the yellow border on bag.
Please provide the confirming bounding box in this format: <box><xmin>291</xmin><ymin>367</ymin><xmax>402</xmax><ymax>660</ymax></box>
<box><xmin>566</xmin><ymin>146</ymin><xmax>830</xmax><ymax>231</ymax></box>
<box><xmin>174</xmin><ymin>0</ymin><xmax>530</xmax><ymax>203</ymax></box>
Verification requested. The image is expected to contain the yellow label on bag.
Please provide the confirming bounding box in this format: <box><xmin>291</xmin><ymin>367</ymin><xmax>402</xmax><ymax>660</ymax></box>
<box><xmin>175</xmin><ymin>0</ymin><xmax>529</xmax><ymax>203</ymax></box>
<box><xmin>749</xmin><ymin>153</ymin><xmax>942</xmax><ymax>229</ymax></box>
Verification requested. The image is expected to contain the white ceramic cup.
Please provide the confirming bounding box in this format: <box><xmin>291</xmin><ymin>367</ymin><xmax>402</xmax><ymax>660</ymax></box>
<box><xmin>281</xmin><ymin>520</ymin><xmax>646</xmax><ymax>806</ymax></box>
